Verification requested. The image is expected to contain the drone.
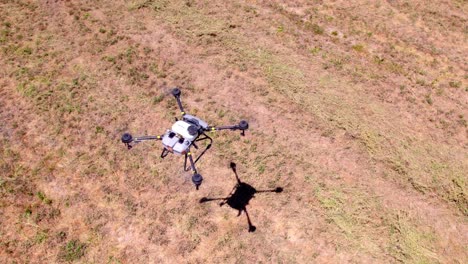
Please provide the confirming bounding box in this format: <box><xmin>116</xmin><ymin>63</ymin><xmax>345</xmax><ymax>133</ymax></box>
<box><xmin>121</xmin><ymin>88</ymin><xmax>249</xmax><ymax>190</ymax></box>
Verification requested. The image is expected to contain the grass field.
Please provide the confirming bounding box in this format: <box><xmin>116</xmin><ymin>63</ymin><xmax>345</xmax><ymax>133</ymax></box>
<box><xmin>1</xmin><ymin>0</ymin><xmax>467</xmax><ymax>263</ymax></box>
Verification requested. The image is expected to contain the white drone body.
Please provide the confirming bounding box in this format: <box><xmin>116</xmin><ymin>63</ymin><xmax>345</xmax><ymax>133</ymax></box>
<box><xmin>161</xmin><ymin>115</ymin><xmax>208</xmax><ymax>155</ymax></box>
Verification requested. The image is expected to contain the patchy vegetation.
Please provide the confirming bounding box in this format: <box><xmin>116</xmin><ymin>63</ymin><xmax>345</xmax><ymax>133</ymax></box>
<box><xmin>0</xmin><ymin>0</ymin><xmax>466</xmax><ymax>263</ymax></box>
<box><xmin>58</xmin><ymin>239</ymin><xmax>87</xmax><ymax>262</ymax></box>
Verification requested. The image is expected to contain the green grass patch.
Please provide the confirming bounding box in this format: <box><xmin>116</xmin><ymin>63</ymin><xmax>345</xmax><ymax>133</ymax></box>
<box><xmin>315</xmin><ymin>187</ymin><xmax>384</xmax><ymax>254</ymax></box>
<box><xmin>351</xmin><ymin>44</ymin><xmax>365</xmax><ymax>52</ymax></box>
<box><xmin>58</xmin><ymin>239</ymin><xmax>86</xmax><ymax>262</ymax></box>
<box><xmin>304</xmin><ymin>22</ymin><xmax>324</xmax><ymax>35</ymax></box>
<box><xmin>34</xmin><ymin>230</ymin><xmax>48</xmax><ymax>244</ymax></box>
<box><xmin>37</xmin><ymin>191</ymin><xmax>52</xmax><ymax>205</ymax></box>
<box><xmin>389</xmin><ymin>213</ymin><xmax>440</xmax><ymax>263</ymax></box>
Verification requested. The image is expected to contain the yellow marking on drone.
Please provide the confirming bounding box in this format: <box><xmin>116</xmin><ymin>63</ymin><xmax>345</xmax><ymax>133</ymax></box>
<box><xmin>157</xmin><ymin>136</ymin><xmax>161</xmax><ymax>139</ymax></box>
<box><xmin>211</xmin><ymin>127</ymin><xmax>216</xmax><ymax>131</ymax></box>
<box><xmin>181</xmin><ymin>111</ymin><xmax>185</xmax><ymax>115</ymax></box>
<box><xmin>187</xmin><ymin>152</ymin><xmax>192</xmax><ymax>156</ymax></box>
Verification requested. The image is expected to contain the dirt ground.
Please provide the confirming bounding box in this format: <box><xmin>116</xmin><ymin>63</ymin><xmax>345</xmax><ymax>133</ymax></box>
<box><xmin>0</xmin><ymin>0</ymin><xmax>467</xmax><ymax>263</ymax></box>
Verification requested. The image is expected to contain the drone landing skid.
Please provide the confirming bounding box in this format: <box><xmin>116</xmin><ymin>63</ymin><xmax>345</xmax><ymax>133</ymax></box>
<box><xmin>160</xmin><ymin>148</ymin><xmax>170</xmax><ymax>158</ymax></box>
<box><xmin>183</xmin><ymin>133</ymin><xmax>212</xmax><ymax>171</ymax></box>
<box><xmin>121</xmin><ymin>87</ymin><xmax>248</xmax><ymax>190</ymax></box>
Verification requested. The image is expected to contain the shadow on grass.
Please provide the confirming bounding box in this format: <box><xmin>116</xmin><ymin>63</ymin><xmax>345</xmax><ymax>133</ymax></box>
<box><xmin>199</xmin><ymin>162</ymin><xmax>283</xmax><ymax>232</ymax></box>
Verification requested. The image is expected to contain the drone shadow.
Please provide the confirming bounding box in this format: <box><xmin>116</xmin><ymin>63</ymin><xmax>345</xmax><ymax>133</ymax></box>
<box><xmin>199</xmin><ymin>162</ymin><xmax>283</xmax><ymax>232</ymax></box>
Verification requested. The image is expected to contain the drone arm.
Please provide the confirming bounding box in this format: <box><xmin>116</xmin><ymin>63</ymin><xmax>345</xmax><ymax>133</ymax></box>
<box><xmin>132</xmin><ymin>135</ymin><xmax>163</xmax><ymax>142</ymax></box>
<box><xmin>171</xmin><ymin>88</ymin><xmax>186</xmax><ymax>116</ymax></box>
<box><xmin>205</xmin><ymin>120</ymin><xmax>249</xmax><ymax>134</ymax></box>
<box><xmin>206</xmin><ymin>125</ymin><xmax>237</xmax><ymax>131</ymax></box>
<box><xmin>121</xmin><ymin>133</ymin><xmax>163</xmax><ymax>149</ymax></box>
<box><xmin>186</xmin><ymin>151</ymin><xmax>198</xmax><ymax>173</ymax></box>
<box><xmin>184</xmin><ymin>149</ymin><xmax>203</xmax><ymax>190</ymax></box>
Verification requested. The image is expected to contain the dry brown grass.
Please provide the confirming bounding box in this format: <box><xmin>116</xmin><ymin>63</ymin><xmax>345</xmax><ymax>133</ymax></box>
<box><xmin>1</xmin><ymin>0</ymin><xmax>467</xmax><ymax>263</ymax></box>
